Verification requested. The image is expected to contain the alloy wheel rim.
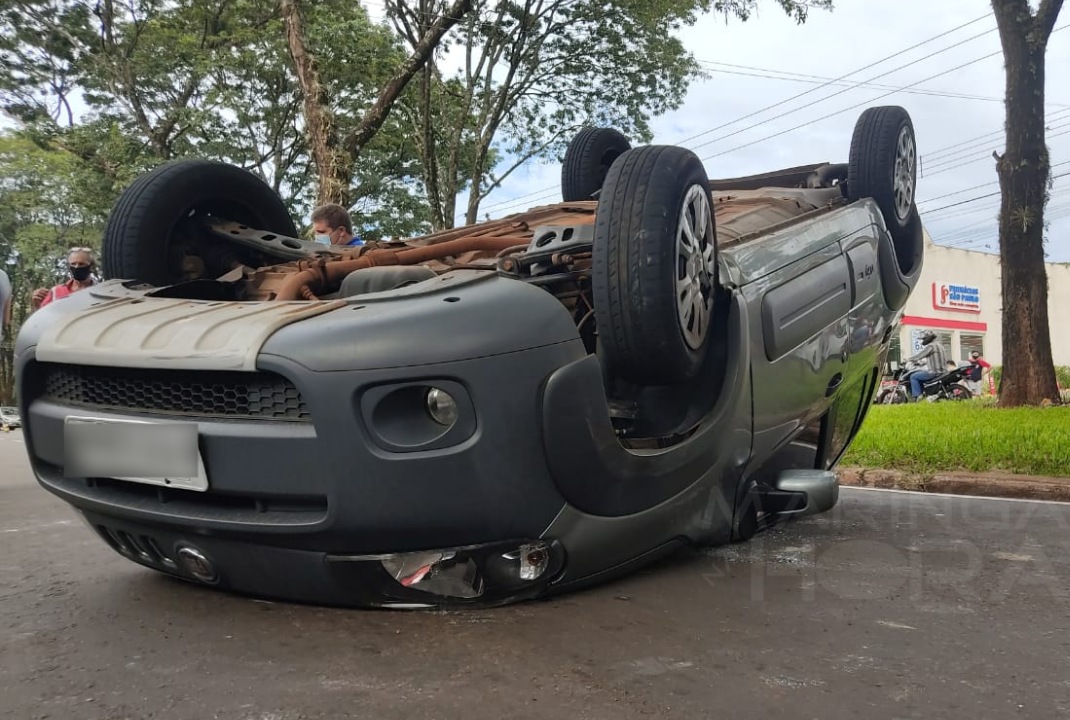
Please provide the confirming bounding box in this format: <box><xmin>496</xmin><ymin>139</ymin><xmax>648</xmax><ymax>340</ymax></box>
<box><xmin>675</xmin><ymin>185</ymin><xmax>716</xmax><ymax>351</ymax></box>
<box><xmin>893</xmin><ymin>126</ymin><xmax>916</xmax><ymax>222</ymax></box>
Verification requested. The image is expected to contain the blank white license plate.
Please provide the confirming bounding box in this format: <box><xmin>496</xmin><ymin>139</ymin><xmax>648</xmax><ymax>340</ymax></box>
<box><xmin>63</xmin><ymin>416</ymin><xmax>209</xmax><ymax>492</ymax></box>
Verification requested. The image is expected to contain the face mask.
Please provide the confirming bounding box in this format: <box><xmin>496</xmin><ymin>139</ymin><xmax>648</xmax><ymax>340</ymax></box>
<box><xmin>70</xmin><ymin>265</ymin><xmax>92</xmax><ymax>282</ymax></box>
<box><xmin>314</xmin><ymin>233</ymin><xmax>331</xmax><ymax>245</ymax></box>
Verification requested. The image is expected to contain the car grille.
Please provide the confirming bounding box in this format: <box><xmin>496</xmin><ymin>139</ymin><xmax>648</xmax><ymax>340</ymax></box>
<box><xmin>40</xmin><ymin>363</ymin><xmax>311</xmax><ymax>422</ymax></box>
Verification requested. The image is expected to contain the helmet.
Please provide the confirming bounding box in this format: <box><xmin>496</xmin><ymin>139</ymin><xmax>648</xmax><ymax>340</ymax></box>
<box><xmin>921</xmin><ymin>330</ymin><xmax>937</xmax><ymax>345</ymax></box>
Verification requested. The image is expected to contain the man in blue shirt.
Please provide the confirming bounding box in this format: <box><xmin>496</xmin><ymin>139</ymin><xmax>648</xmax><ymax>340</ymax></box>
<box><xmin>310</xmin><ymin>203</ymin><xmax>363</xmax><ymax>247</ymax></box>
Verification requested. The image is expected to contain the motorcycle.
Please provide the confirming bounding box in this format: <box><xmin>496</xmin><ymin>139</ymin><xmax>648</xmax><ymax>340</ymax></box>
<box><xmin>874</xmin><ymin>366</ymin><xmax>910</xmax><ymax>404</ymax></box>
<box><xmin>875</xmin><ymin>361</ymin><xmax>973</xmax><ymax>404</ymax></box>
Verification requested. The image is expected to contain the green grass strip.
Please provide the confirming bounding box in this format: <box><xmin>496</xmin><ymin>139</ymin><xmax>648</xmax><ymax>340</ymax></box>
<box><xmin>841</xmin><ymin>401</ymin><xmax>1070</xmax><ymax>477</ymax></box>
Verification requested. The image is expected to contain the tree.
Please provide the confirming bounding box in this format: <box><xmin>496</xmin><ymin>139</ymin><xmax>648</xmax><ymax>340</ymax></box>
<box><xmin>990</xmin><ymin>0</ymin><xmax>1064</xmax><ymax>406</ymax></box>
<box><xmin>280</xmin><ymin>0</ymin><xmax>474</xmax><ymax>207</ymax></box>
<box><xmin>0</xmin><ymin>132</ymin><xmax>107</xmax><ymax>402</ymax></box>
<box><xmin>2</xmin><ymin>0</ymin><xmax>443</xmax><ymax>237</ymax></box>
<box><xmin>387</xmin><ymin>0</ymin><xmax>834</xmax><ymax>229</ymax></box>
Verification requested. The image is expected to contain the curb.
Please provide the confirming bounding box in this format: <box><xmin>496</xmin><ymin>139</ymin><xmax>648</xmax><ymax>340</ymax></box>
<box><xmin>836</xmin><ymin>467</ymin><xmax>1070</xmax><ymax>503</ymax></box>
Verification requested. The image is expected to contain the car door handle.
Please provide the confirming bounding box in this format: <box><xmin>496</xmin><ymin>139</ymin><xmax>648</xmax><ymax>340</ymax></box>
<box><xmin>826</xmin><ymin>373</ymin><xmax>844</xmax><ymax>397</ymax></box>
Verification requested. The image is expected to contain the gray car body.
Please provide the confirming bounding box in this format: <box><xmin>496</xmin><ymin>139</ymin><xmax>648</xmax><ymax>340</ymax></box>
<box><xmin>13</xmin><ymin>195</ymin><xmax>919</xmax><ymax>607</ymax></box>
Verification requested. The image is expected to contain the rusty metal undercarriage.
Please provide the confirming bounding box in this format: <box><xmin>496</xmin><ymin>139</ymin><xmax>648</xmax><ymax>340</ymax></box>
<box><xmin>177</xmin><ymin>184</ymin><xmax>837</xmax><ymax>308</ymax></box>
<box><xmin>194</xmin><ymin>201</ymin><xmax>601</xmax><ymax>304</ymax></box>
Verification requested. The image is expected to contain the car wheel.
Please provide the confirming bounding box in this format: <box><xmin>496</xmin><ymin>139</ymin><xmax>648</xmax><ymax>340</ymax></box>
<box><xmin>592</xmin><ymin>145</ymin><xmax>717</xmax><ymax>385</ymax></box>
<box><xmin>561</xmin><ymin>127</ymin><xmax>631</xmax><ymax>202</ymax></box>
<box><xmin>103</xmin><ymin>159</ymin><xmax>298</xmax><ymax>286</ymax></box>
<box><xmin>847</xmin><ymin>106</ymin><xmax>917</xmax><ymax>238</ymax></box>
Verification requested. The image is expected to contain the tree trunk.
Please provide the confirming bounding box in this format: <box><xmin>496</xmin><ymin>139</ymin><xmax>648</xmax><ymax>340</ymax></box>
<box><xmin>990</xmin><ymin>0</ymin><xmax>1064</xmax><ymax>406</ymax></box>
<box><xmin>280</xmin><ymin>0</ymin><xmax>347</xmax><ymax>206</ymax></box>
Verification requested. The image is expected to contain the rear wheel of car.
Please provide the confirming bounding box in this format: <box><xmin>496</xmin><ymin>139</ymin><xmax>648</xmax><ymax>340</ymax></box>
<box><xmin>103</xmin><ymin>159</ymin><xmax>298</xmax><ymax>286</ymax></box>
<box><xmin>561</xmin><ymin>127</ymin><xmax>631</xmax><ymax>202</ymax></box>
<box><xmin>592</xmin><ymin>145</ymin><xmax>718</xmax><ymax>385</ymax></box>
<box><xmin>847</xmin><ymin>106</ymin><xmax>917</xmax><ymax>239</ymax></box>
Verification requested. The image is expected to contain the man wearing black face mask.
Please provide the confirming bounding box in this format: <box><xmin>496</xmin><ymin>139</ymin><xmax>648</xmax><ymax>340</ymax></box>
<box><xmin>32</xmin><ymin>248</ymin><xmax>97</xmax><ymax>310</ymax></box>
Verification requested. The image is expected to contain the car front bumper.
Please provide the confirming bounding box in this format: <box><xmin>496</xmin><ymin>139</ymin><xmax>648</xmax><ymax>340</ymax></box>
<box><xmin>18</xmin><ymin>338</ymin><xmax>589</xmax><ymax>608</ymax></box>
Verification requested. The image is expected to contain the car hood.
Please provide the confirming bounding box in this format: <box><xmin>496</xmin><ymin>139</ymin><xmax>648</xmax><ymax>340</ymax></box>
<box><xmin>16</xmin><ymin>270</ymin><xmax>583</xmax><ymax>373</ymax></box>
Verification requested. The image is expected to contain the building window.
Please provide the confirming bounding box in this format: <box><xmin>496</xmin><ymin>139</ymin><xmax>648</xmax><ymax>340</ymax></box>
<box><xmin>961</xmin><ymin>333</ymin><xmax>985</xmax><ymax>361</ymax></box>
<box><xmin>936</xmin><ymin>330</ymin><xmax>953</xmax><ymax>362</ymax></box>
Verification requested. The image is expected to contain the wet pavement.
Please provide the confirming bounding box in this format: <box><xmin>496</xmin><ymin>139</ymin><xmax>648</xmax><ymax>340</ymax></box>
<box><xmin>2</xmin><ymin>430</ymin><xmax>1069</xmax><ymax>720</ymax></box>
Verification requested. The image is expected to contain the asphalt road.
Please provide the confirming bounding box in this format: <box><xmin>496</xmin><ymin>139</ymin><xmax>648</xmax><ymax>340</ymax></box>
<box><xmin>3</xmin><ymin>429</ymin><xmax>1070</xmax><ymax>720</ymax></box>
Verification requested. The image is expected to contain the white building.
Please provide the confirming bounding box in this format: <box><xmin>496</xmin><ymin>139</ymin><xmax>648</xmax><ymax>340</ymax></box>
<box><xmin>891</xmin><ymin>227</ymin><xmax>1070</xmax><ymax>368</ymax></box>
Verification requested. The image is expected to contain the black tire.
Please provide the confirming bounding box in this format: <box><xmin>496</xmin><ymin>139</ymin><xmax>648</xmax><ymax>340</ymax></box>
<box><xmin>561</xmin><ymin>127</ymin><xmax>631</xmax><ymax>202</ymax></box>
<box><xmin>887</xmin><ymin>387</ymin><xmax>909</xmax><ymax>404</ymax></box>
<box><xmin>948</xmin><ymin>383</ymin><xmax>972</xmax><ymax>400</ymax></box>
<box><xmin>592</xmin><ymin>145</ymin><xmax>717</xmax><ymax>385</ymax></box>
<box><xmin>847</xmin><ymin>106</ymin><xmax>917</xmax><ymax>238</ymax></box>
<box><xmin>103</xmin><ymin>159</ymin><xmax>298</xmax><ymax>286</ymax></box>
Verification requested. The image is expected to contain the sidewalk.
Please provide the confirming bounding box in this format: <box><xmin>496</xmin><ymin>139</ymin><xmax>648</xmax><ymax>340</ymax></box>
<box><xmin>837</xmin><ymin>466</ymin><xmax>1070</xmax><ymax>502</ymax></box>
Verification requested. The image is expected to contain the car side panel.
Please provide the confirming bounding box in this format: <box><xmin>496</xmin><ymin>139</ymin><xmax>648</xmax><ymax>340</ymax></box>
<box><xmin>744</xmin><ymin>240</ymin><xmax>852</xmax><ymax>469</ymax></box>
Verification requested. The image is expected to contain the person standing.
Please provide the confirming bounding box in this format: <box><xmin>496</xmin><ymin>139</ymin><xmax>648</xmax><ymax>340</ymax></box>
<box><xmin>965</xmin><ymin>350</ymin><xmax>991</xmax><ymax>396</ymax></box>
<box><xmin>32</xmin><ymin>248</ymin><xmax>98</xmax><ymax>310</ymax></box>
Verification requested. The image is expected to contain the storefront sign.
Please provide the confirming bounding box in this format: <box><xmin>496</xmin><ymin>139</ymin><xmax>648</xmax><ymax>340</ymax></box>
<box><xmin>932</xmin><ymin>282</ymin><xmax>981</xmax><ymax>313</ymax></box>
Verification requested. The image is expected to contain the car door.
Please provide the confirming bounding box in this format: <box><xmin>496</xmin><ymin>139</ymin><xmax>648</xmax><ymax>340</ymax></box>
<box><xmin>746</xmin><ymin>241</ymin><xmax>854</xmax><ymax>466</ymax></box>
<box><xmin>816</xmin><ymin>223</ymin><xmax>889</xmax><ymax>468</ymax></box>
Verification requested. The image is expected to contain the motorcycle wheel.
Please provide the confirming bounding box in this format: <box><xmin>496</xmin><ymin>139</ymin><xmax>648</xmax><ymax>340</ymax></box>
<box><xmin>948</xmin><ymin>383</ymin><xmax>972</xmax><ymax>400</ymax></box>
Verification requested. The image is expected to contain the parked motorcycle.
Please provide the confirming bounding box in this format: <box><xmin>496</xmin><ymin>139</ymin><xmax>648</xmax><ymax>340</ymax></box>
<box><xmin>874</xmin><ymin>366</ymin><xmax>910</xmax><ymax>404</ymax></box>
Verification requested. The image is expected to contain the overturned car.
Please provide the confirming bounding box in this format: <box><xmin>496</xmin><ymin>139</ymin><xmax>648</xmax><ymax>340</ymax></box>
<box><xmin>15</xmin><ymin>106</ymin><xmax>924</xmax><ymax>608</ymax></box>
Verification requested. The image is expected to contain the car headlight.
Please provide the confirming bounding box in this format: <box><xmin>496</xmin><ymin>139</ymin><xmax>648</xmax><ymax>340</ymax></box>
<box><xmin>425</xmin><ymin>387</ymin><xmax>459</xmax><ymax>426</ymax></box>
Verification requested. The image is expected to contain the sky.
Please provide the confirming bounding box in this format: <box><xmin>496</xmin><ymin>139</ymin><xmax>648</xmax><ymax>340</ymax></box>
<box><xmin>362</xmin><ymin>0</ymin><xmax>1070</xmax><ymax>263</ymax></box>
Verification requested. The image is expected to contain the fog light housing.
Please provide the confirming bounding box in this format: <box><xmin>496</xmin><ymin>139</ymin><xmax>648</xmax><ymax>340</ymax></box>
<box><xmin>501</xmin><ymin>541</ymin><xmax>551</xmax><ymax>581</ymax></box>
<box><xmin>425</xmin><ymin>387</ymin><xmax>459</xmax><ymax>426</ymax></box>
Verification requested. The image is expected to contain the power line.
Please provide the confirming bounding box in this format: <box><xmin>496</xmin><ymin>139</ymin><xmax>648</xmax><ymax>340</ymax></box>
<box><xmin>475</xmin><ymin>12</ymin><xmax>996</xmax><ymax>218</ymax></box>
<box><xmin>922</xmin><ymin>168</ymin><xmax>1070</xmax><ymax>214</ymax></box>
<box><xmin>687</xmin><ymin>26</ymin><xmax>1002</xmax><ymax>154</ymax></box>
<box><xmin>679</xmin><ymin>15</ymin><xmax>996</xmax><ymax>149</ymax></box>
<box><xmin>922</xmin><ymin>120</ymin><xmax>1070</xmax><ymax>175</ymax></box>
<box><xmin>921</xmin><ymin>126</ymin><xmax>1070</xmax><ymax>178</ymax></box>
<box><xmin>921</xmin><ymin>106</ymin><xmax>1070</xmax><ymax>162</ymax></box>
<box><xmin>933</xmin><ymin>195</ymin><xmax>1070</xmax><ymax>244</ymax></box>
<box><xmin>483</xmin><ymin>26</ymin><xmax>1066</xmax><ymax>217</ymax></box>
<box><xmin>919</xmin><ymin>158</ymin><xmax>1070</xmax><ymax>209</ymax></box>
<box><xmin>695</xmin><ymin>59</ymin><xmax>1016</xmax><ymax>104</ymax></box>
<box><xmin>697</xmin><ymin>48</ymin><xmax>1009</xmax><ymax>162</ymax></box>
<box><xmin>918</xmin><ymin>180</ymin><xmax>1001</xmax><ymax>206</ymax></box>
<box><xmin>938</xmin><ymin>203</ymin><xmax>1070</xmax><ymax>249</ymax></box>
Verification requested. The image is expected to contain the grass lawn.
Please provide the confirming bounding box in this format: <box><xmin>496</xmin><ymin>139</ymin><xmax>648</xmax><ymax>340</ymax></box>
<box><xmin>841</xmin><ymin>400</ymin><xmax>1070</xmax><ymax>477</ymax></box>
